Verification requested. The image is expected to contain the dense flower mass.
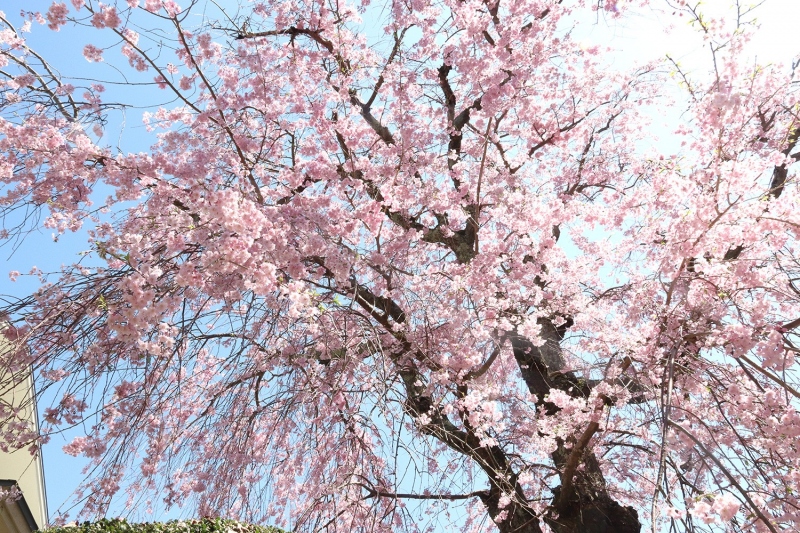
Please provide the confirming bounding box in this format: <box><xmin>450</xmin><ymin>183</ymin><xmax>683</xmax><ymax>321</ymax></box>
<box><xmin>1</xmin><ymin>0</ymin><xmax>800</xmax><ymax>532</ymax></box>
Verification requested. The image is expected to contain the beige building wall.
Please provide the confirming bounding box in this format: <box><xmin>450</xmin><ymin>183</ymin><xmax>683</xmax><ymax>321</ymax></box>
<box><xmin>0</xmin><ymin>332</ymin><xmax>47</xmax><ymax>532</ymax></box>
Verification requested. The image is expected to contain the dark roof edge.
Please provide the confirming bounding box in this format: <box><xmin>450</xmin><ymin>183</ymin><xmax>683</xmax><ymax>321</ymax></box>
<box><xmin>0</xmin><ymin>479</ymin><xmax>40</xmax><ymax>531</ymax></box>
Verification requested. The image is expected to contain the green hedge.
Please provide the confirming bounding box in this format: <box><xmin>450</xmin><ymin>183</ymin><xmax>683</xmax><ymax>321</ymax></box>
<box><xmin>44</xmin><ymin>518</ymin><xmax>287</xmax><ymax>533</ymax></box>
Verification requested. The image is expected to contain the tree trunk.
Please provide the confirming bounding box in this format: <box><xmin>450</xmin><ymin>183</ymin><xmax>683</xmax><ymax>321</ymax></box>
<box><xmin>481</xmin><ymin>492</ymin><xmax>543</xmax><ymax>533</ymax></box>
<box><xmin>546</xmin><ymin>447</ymin><xmax>640</xmax><ymax>533</ymax></box>
<box><xmin>510</xmin><ymin>326</ymin><xmax>642</xmax><ymax>533</ymax></box>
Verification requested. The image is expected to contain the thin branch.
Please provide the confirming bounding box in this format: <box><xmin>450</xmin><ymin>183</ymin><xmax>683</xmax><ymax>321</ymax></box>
<box><xmin>362</xmin><ymin>486</ymin><xmax>489</xmax><ymax>501</ymax></box>
<box><xmin>464</xmin><ymin>333</ymin><xmax>506</xmax><ymax>381</ymax></box>
<box><xmin>472</xmin><ymin>117</ymin><xmax>492</xmax><ymax>254</ymax></box>
<box><xmin>738</xmin><ymin>354</ymin><xmax>800</xmax><ymax>399</ymax></box>
<box><xmin>668</xmin><ymin>420</ymin><xmax>778</xmax><ymax>533</ymax></box>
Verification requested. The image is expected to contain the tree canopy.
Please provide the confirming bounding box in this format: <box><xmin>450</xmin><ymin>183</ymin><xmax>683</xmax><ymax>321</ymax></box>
<box><xmin>2</xmin><ymin>0</ymin><xmax>800</xmax><ymax>531</ymax></box>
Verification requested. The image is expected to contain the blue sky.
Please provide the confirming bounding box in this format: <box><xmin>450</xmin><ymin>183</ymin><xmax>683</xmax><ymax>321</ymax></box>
<box><xmin>2</xmin><ymin>0</ymin><xmax>800</xmax><ymax>528</ymax></box>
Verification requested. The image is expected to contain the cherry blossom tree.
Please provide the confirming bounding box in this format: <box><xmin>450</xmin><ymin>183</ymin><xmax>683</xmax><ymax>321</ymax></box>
<box><xmin>2</xmin><ymin>0</ymin><xmax>800</xmax><ymax>531</ymax></box>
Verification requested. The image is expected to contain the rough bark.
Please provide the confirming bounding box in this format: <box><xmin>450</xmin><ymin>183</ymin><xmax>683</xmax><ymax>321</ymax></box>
<box><xmin>510</xmin><ymin>322</ymin><xmax>641</xmax><ymax>533</ymax></box>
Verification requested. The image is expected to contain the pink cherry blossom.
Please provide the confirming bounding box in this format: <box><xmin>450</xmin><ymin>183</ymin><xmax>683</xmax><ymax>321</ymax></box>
<box><xmin>713</xmin><ymin>493</ymin><xmax>741</xmax><ymax>522</ymax></box>
<box><xmin>45</xmin><ymin>2</ymin><xmax>68</xmax><ymax>30</ymax></box>
<box><xmin>91</xmin><ymin>5</ymin><xmax>121</xmax><ymax>29</ymax></box>
<box><xmin>2</xmin><ymin>1</ymin><xmax>800</xmax><ymax>532</ymax></box>
<box><xmin>82</xmin><ymin>44</ymin><xmax>103</xmax><ymax>62</ymax></box>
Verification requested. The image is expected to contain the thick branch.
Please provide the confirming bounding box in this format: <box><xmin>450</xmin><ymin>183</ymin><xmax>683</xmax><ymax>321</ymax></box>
<box><xmin>349</xmin><ymin>95</ymin><xmax>395</xmax><ymax>145</ymax></box>
<box><xmin>237</xmin><ymin>26</ymin><xmax>334</xmax><ymax>53</ymax></box>
<box><xmin>770</xmin><ymin>126</ymin><xmax>800</xmax><ymax>199</ymax></box>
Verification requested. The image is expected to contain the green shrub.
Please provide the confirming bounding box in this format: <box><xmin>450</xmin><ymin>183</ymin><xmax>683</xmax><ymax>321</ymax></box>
<box><xmin>43</xmin><ymin>518</ymin><xmax>287</xmax><ymax>533</ymax></box>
